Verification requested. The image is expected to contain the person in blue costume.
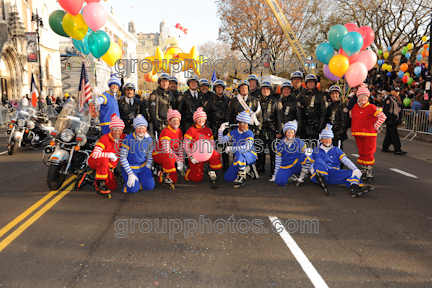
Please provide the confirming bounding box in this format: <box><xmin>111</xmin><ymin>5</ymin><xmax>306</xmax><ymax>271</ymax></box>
<box><xmin>119</xmin><ymin>115</ymin><xmax>155</xmax><ymax>193</ymax></box>
<box><xmin>96</xmin><ymin>74</ymin><xmax>122</xmax><ymax>135</ymax></box>
<box><xmin>218</xmin><ymin>111</ymin><xmax>258</xmax><ymax>188</ymax></box>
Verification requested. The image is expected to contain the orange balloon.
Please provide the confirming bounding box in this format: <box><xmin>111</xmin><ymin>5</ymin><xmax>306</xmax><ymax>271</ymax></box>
<box><xmin>400</xmin><ymin>63</ymin><xmax>408</xmax><ymax>72</ymax></box>
<box><xmin>426</xmin><ymin>63</ymin><xmax>429</xmax><ymax>69</ymax></box>
<box><xmin>151</xmin><ymin>74</ymin><xmax>158</xmax><ymax>83</ymax></box>
<box><xmin>317</xmin><ymin>83</ymin><xmax>321</xmax><ymax>90</ymax></box>
<box><xmin>427</xmin><ymin>51</ymin><xmax>430</xmax><ymax>57</ymax></box>
<box><xmin>422</xmin><ymin>50</ymin><xmax>427</xmax><ymax>57</ymax></box>
<box><xmin>301</xmin><ymin>82</ymin><xmax>306</xmax><ymax>88</ymax></box>
<box><xmin>424</xmin><ymin>44</ymin><xmax>429</xmax><ymax>50</ymax></box>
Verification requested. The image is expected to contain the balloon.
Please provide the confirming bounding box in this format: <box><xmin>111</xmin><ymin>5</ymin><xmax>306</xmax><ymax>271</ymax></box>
<box><xmin>49</xmin><ymin>10</ymin><xmax>69</xmax><ymax>37</ymax></box>
<box><xmin>328</xmin><ymin>24</ymin><xmax>348</xmax><ymax>50</ymax></box>
<box><xmin>414</xmin><ymin>66</ymin><xmax>421</xmax><ymax>76</ymax></box>
<box><xmin>341</xmin><ymin>32</ymin><xmax>363</xmax><ymax>56</ymax></box>
<box><xmin>88</xmin><ymin>30</ymin><xmax>110</xmax><ymax>58</ymax></box>
<box><xmin>405</xmin><ymin>52</ymin><xmax>411</xmax><ymax>59</ymax></box>
<box><xmin>386</xmin><ymin>72</ymin><xmax>391</xmax><ymax>77</ymax></box>
<box><xmin>400</xmin><ymin>63</ymin><xmax>408</xmax><ymax>72</ymax></box>
<box><xmin>339</xmin><ymin>48</ymin><xmax>359</xmax><ymax>64</ymax></box>
<box><xmin>398</xmin><ymin>71</ymin><xmax>404</xmax><ymax>78</ymax></box>
<box><xmin>151</xmin><ymin>74</ymin><xmax>158</xmax><ymax>83</ymax></box>
<box><xmin>384</xmin><ymin>52</ymin><xmax>389</xmax><ymax>59</ymax></box>
<box><xmin>315</xmin><ymin>43</ymin><xmax>335</xmax><ymax>64</ymax></box>
<box><xmin>317</xmin><ymin>83</ymin><xmax>321</xmax><ymax>90</ymax></box>
<box><xmin>377</xmin><ymin>59</ymin><xmax>382</xmax><ymax>65</ymax></box>
<box><xmin>191</xmin><ymin>139</ymin><xmax>213</xmax><ymax>162</ymax></box>
<box><xmin>386</xmin><ymin>65</ymin><xmax>392</xmax><ymax>72</ymax></box>
<box><xmin>417</xmin><ymin>54</ymin><xmax>423</xmax><ymax>61</ymax></box>
<box><xmin>422</xmin><ymin>36</ymin><xmax>428</xmax><ymax>42</ymax></box>
<box><xmin>422</xmin><ymin>50</ymin><xmax>427</xmax><ymax>57</ymax></box>
<box><xmin>59</xmin><ymin>0</ymin><xmax>84</xmax><ymax>15</ymax></box>
<box><xmin>62</xmin><ymin>13</ymin><xmax>88</xmax><ymax>40</ymax></box>
<box><xmin>424</xmin><ymin>44</ymin><xmax>429</xmax><ymax>50</ymax></box>
<box><xmin>407</xmin><ymin>43</ymin><xmax>414</xmax><ymax>50</ymax></box>
<box><xmin>404</xmin><ymin>72</ymin><xmax>410</xmax><ymax>77</ymax></box>
<box><xmin>323</xmin><ymin>64</ymin><xmax>341</xmax><ymax>81</ymax></box>
<box><xmin>73</xmin><ymin>28</ymin><xmax>92</xmax><ymax>54</ymax></box>
<box><xmin>407</xmin><ymin>77</ymin><xmax>414</xmax><ymax>85</ymax></box>
<box><xmin>356</xmin><ymin>26</ymin><xmax>375</xmax><ymax>50</ymax></box>
<box><xmin>401</xmin><ymin>49</ymin><xmax>407</xmax><ymax>56</ymax></box>
<box><xmin>344</xmin><ymin>23</ymin><xmax>359</xmax><ymax>32</ymax></box>
<box><xmin>382</xmin><ymin>63</ymin><xmax>387</xmax><ymax>71</ymax></box>
<box><xmin>329</xmin><ymin>55</ymin><xmax>349</xmax><ymax>77</ymax></box>
<box><xmin>402</xmin><ymin>75</ymin><xmax>408</xmax><ymax>83</ymax></box>
<box><xmin>378</xmin><ymin>50</ymin><xmax>383</xmax><ymax>55</ymax></box>
<box><xmin>356</xmin><ymin>50</ymin><xmax>377</xmax><ymax>70</ymax></box>
<box><xmin>403</xmin><ymin>98</ymin><xmax>411</xmax><ymax>107</ymax></box>
<box><xmin>387</xmin><ymin>46</ymin><xmax>392</xmax><ymax>51</ymax></box>
<box><xmin>345</xmin><ymin>62</ymin><xmax>368</xmax><ymax>87</ymax></box>
<box><xmin>83</xmin><ymin>2</ymin><xmax>107</xmax><ymax>31</ymax></box>
<box><xmin>85</xmin><ymin>0</ymin><xmax>100</xmax><ymax>3</ymax></box>
<box><xmin>101</xmin><ymin>42</ymin><xmax>121</xmax><ymax>66</ymax></box>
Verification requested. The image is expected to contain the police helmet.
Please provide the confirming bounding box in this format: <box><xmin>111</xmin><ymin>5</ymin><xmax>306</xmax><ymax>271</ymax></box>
<box><xmin>213</xmin><ymin>79</ymin><xmax>225</xmax><ymax>89</ymax></box>
<box><xmin>238</xmin><ymin>80</ymin><xmax>250</xmax><ymax>88</ymax></box>
<box><xmin>158</xmin><ymin>73</ymin><xmax>170</xmax><ymax>83</ymax></box>
<box><xmin>187</xmin><ymin>75</ymin><xmax>199</xmax><ymax>86</ymax></box>
<box><xmin>247</xmin><ymin>74</ymin><xmax>260</xmax><ymax>83</ymax></box>
<box><xmin>305</xmin><ymin>74</ymin><xmax>318</xmax><ymax>83</ymax></box>
<box><xmin>290</xmin><ymin>71</ymin><xmax>304</xmax><ymax>80</ymax></box>
<box><xmin>199</xmin><ymin>78</ymin><xmax>210</xmax><ymax>87</ymax></box>
<box><xmin>329</xmin><ymin>85</ymin><xmax>341</xmax><ymax>94</ymax></box>
<box><xmin>169</xmin><ymin>76</ymin><xmax>178</xmax><ymax>84</ymax></box>
<box><xmin>261</xmin><ymin>81</ymin><xmax>272</xmax><ymax>88</ymax></box>
<box><xmin>281</xmin><ymin>81</ymin><xmax>293</xmax><ymax>89</ymax></box>
<box><xmin>123</xmin><ymin>82</ymin><xmax>135</xmax><ymax>90</ymax></box>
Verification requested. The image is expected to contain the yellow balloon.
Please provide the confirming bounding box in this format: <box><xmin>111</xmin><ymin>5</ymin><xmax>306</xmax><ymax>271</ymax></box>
<box><xmin>422</xmin><ymin>36</ymin><xmax>428</xmax><ymax>42</ymax></box>
<box><xmin>407</xmin><ymin>43</ymin><xmax>413</xmax><ymax>50</ymax></box>
<box><xmin>383</xmin><ymin>52</ymin><xmax>389</xmax><ymax>59</ymax></box>
<box><xmin>329</xmin><ymin>55</ymin><xmax>349</xmax><ymax>78</ymax></box>
<box><xmin>102</xmin><ymin>42</ymin><xmax>121</xmax><ymax>67</ymax></box>
<box><xmin>62</xmin><ymin>13</ymin><xmax>88</xmax><ymax>41</ymax></box>
<box><xmin>404</xmin><ymin>72</ymin><xmax>410</xmax><ymax>77</ymax></box>
<box><xmin>386</xmin><ymin>65</ymin><xmax>392</xmax><ymax>72</ymax></box>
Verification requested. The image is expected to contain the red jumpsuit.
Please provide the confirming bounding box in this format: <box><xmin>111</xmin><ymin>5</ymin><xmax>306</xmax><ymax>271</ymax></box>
<box><xmin>152</xmin><ymin>125</ymin><xmax>184</xmax><ymax>183</ymax></box>
<box><xmin>350</xmin><ymin>102</ymin><xmax>386</xmax><ymax>166</ymax></box>
<box><xmin>183</xmin><ymin>124</ymin><xmax>222</xmax><ymax>182</ymax></box>
<box><xmin>88</xmin><ymin>132</ymin><xmax>126</xmax><ymax>190</ymax></box>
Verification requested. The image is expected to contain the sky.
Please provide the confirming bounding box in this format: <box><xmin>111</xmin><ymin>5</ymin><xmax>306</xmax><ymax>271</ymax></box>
<box><xmin>105</xmin><ymin>0</ymin><xmax>221</xmax><ymax>50</ymax></box>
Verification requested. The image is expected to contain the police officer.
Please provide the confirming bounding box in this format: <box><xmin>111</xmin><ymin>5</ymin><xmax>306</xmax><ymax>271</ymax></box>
<box><xmin>327</xmin><ymin>85</ymin><xmax>349</xmax><ymax>150</ymax></box>
<box><xmin>118</xmin><ymin>83</ymin><xmax>149</xmax><ymax>135</ymax></box>
<box><xmin>198</xmin><ymin>78</ymin><xmax>214</xmax><ymax>102</ymax></box>
<box><xmin>279</xmin><ymin>81</ymin><xmax>303</xmax><ymax>132</ymax></box>
<box><xmin>169</xmin><ymin>76</ymin><xmax>182</xmax><ymax>109</ymax></box>
<box><xmin>290</xmin><ymin>71</ymin><xmax>306</xmax><ymax>99</ymax></box>
<box><xmin>297</xmin><ymin>74</ymin><xmax>327</xmax><ymax>140</ymax></box>
<box><xmin>247</xmin><ymin>74</ymin><xmax>262</xmax><ymax>98</ymax></box>
<box><xmin>178</xmin><ymin>75</ymin><xmax>205</xmax><ymax>133</ymax></box>
<box><xmin>147</xmin><ymin>73</ymin><xmax>175</xmax><ymax>136</ymax></box>
<box><xmin>204</xmin><ymin>79</ymin><xmax>230</xmax><ymax>170</ymax></box>
<box><xmin>256</xmin><ymin>80</ymin><xmax>283</xmax><ymax>175</ymax></box>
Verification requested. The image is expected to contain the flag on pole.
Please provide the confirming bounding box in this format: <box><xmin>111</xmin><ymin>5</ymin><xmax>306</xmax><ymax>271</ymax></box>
<box><xmin>211</xmin><ymin>70</ymin><xmax>217</xmax><ymax>83</ymax></box>
<box><xmin>30</xmin><ymin>74</ymin><xmax>38</xmax><ymax>107</ymax></box>
<box><xmin>78</xmin><ymin>61</ymin><xmax>91</xmax><ymax>111</ymax></box>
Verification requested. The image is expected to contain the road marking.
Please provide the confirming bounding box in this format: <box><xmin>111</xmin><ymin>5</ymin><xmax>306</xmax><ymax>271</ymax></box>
<box><xmin>0</xmin><ymin>151</ymin><xmax>7</xmax><ymax>155</ymax></box>
<box><xmin>351</xmin><ymin>154</ymin><xmax>359</xmax><ymax>157</ymax></box>
<box><xmin>269</xmin><ymin>216</ymin><xmax>329</xmax><ymax>288</ymax></box>
<box><xmin>0</xmin><ymin>176</ymin><xmax>76</xmax><ymax>240</ymax></box>
<box><xmin>389</xmin><ymin>168</ymin><xmax>418</xmax><ymax>179</ymax></box>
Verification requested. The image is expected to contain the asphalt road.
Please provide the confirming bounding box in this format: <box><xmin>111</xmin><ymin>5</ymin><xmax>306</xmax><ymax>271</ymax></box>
<box><xmin>0</xmin><ymin>134</ymin><xmax>431</xmax><ymax>288</ymax></box>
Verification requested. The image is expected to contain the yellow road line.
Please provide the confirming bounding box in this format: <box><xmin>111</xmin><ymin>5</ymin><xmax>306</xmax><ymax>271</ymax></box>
<box><xmin>0</xmin><ymin>176</ymin><xmax>76</xmax><ymax>240</ymax></box>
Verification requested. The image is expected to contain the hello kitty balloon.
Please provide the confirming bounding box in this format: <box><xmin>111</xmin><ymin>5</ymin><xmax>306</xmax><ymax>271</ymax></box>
<box><xmin>161</xmin><ymin>23</ymin><xmax>188</xmax><ymax>48</ymax></box>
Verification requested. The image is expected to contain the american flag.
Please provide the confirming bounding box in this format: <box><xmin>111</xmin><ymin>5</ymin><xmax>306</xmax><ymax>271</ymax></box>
<box><xmin>78</xmin><ymin>61</ymin><xmax>91</xmax><ymax>111</ymax></box>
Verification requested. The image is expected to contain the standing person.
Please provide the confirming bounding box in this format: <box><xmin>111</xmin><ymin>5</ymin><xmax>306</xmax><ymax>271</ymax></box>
<box><xmin>178</xmin><ymin>75</ymin><xmax>205</xmax><ymax>133</ymax></box>
<box><xmin>290</xmin><ymin>71</ymin><xmax>306</xmax><ymax>99</ymax></box>
<box><xmin>147</xmin><ymin>73</ymin><xmax>174</xmax><ymax>136</ymax></box>
<box><xmin>95</xmin><ymin>74</ymin><xmax>121</xmax><ymax>135</ymax></box>
<box><xmin>247</xmin><ymin>74</ymin><xmax>262</xmax><ymax>98</ymax></box>
<box><xmin>1</xmin><ymin>91</ymin><xmax>7</xmax><ymax>106</ymax></box>
<box><xmin>21</xmin><ymin>96</ymin><xmax>29</xmax><ymax>107</ymax></box>
<box><xmin>382</xmin><ymin>86</ymin><xmax>407</xmax><ymax>155</ymax></box>
<box><xmin>45</xmin><ymin>94</ymin><xmax>52</xmax><ymax>106</ymax></box>
<box><xmin>118</xmin><ymin>82</ymin><xmax>148</xmax><ymax>135</ymax></box>
<box><xmin>350</xmin><ymin>84</ymin><xmax>387</xmax><ymax>180</ymax></box>
<box><xmin>327</xmin><ymin>85</ymin><xmax>349</xmax><ymax>150</ymax></box>
<box><xmin>169</xmin><ymin>76</ymin><xmax>182</xmax><ymax>109</ymax></box>
<box><xmin>280</xmin><ymin>81</ymin><xmax>303</xmax><ymax>134</ymax></box>
<box><xmin>198</xmin><ymin>78</ymin><xmax>214</xmax><ymax>101</ymax></box>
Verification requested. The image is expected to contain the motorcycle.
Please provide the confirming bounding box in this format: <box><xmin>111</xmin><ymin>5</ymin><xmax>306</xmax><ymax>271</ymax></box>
<box><xmin>43</xmin><ymin>102</ymin><xmax>101</xmax><ymax>190</ymax></box>
<box><xmin>6</xmin><ymin>105</ymin><xmax>53</xmax><ymax>155</ymax></box>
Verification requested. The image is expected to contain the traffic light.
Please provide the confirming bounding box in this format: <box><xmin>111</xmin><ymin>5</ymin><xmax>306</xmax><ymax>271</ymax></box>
<box><xmin>65</xmin><ymin>62</ymin><xmax>71</xmax><ymax>70</ymax></box>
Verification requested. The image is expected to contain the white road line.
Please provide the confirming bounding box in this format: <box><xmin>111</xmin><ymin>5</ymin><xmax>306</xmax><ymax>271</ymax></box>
<box><xmin>0</xmin><ymin>151</ymin><xmax>7</xmax><ymax>155</ymax></box>
<box><xmin>269</xmin><ymin>216</ymin><xmax>329</xmax><ymax>288</ymax></box>
<box><xmin>351</xmin><ymin>154</ymin><xmax>359</xmax><ymax>158</ymax></box>
<box><xmin>389</xmin><ymin>168</ymin><xmax>418</xmax><ymax>179</ymax></box>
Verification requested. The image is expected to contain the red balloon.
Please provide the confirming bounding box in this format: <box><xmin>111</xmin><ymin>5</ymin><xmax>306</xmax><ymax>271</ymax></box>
<box><xmin>344</xmin><ymin>23</ymin><xmax>359</xmax><ymax>33</ymax></box>
<box><xmin>356</xmin><ymin>26</ymin><xmax>375</xmax><ymax>50</ymax></box>
<box><xmin>339</xmin><ymin>48</ymin><xmax>359</xmax><ymax>64</ymax></box>
<box><xmin>402</xmin><ymin>75</ymin><xmax>409</xmax><ymax>83</ymax></box>
<box><xmin>317</xmin><ymin>83</ymin><xmax>321</xmax><ymax>90</ymax></box>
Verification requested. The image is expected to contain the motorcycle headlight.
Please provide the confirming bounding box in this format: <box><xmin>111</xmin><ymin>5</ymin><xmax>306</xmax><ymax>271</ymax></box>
<box><xmin>60</xmin><ymin>129</ymin><xmax>74</xmax><ymax>142</ymax></box>
<box><xmin>26</xmin><ymin>120</ymin><xmax>35</xmax><ymax>130</ymax></box>
<box><xmin>17</xmin><ymin>119</ymin><xmax>26</xmax><ymax>127</ymax></box>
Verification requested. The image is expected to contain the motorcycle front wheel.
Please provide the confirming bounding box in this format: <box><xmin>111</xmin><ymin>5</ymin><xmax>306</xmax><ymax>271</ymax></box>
<box><xmin>47</xmin><ymin>163</ymin><xmax>66</xmax><ymax>190</ymax></box>
<box><xmin>8</xmin><ymin>140</ymin><xmax>17</xmax><ymax>155</ymax></box>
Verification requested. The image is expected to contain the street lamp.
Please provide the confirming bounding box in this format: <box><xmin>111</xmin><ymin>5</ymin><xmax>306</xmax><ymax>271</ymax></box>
<box><xmin>31</xmin><ymin>10</ymin><xmax>44</xmax><ymax>94</ymax></box>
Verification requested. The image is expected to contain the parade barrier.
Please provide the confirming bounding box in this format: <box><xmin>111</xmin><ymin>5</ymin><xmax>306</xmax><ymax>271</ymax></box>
<box><xmin>398</xmin><ymin>109</ymin><xmax>432</xmax><ymax>140</ymax></box>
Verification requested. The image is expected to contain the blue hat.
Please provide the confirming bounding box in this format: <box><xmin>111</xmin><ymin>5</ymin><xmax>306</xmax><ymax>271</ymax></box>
<box><xmin>123</xmin><ymin>82</ymin><xmax>135</xmax><ymax>90</ymax></box>
<box><xmin>133</xmin><ymin>114</ymin><xmax>148</xmax><ymax>129</ymax></box>
<box><xmin>305</xmin><ymin>74</ymin><xmax>318</xmax><ymax>83</ymax></box>
<box><xmin>319</xmin><ymin>124</ymin><xmax>334</xmax><ymax>139</ymax></box>
<box><xmin>236</xmin><ymin>111</ymin><xmax>251</xmax><ymax>124</ymax></box>
<box><xmin>281</xmin><ymin>81</ymin><xmax>292</xmax><ymax>89</ymax></box>
<box><xmin>283</xmin><ymin>120</ymin><xmax>298</xmax><ymax>133</ymax></box>
<box><xmin>261</xmin><ymin>81</ymin><xmax>271</xmax><ymax>88</ymax></box>
<box><xmin>199</xmin><ymin>78</ymin><xmax>210</xmax><ymax>86</ymax></box>
<box><xmin>108</xmin><ymin>74</ymin><xmax>121</xmax><ymax>88</ymax></box>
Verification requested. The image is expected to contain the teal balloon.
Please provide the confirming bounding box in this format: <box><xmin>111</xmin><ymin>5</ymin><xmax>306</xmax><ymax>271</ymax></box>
<box><xmin>414</xmin><ymin>66</ymin><xmax>421</xmax><ymax>75</ymax></box>
<box><xmin>341</xmin><ymin>32</ymin><xmax>363</xmax><ymax>56</ymax></box>
<box><xmin>387</xmin><ymin>46</ymin><xmax>392</xmax><ymax>51</ymax></box>
<box><xmin>328</xmin><ymin>25</ymin><xmax>348</xmax><ymax>50</ymax></box>
<box><xmin>73</xmin><ymin>29</ymin><xmax>92</xmax><ymax>55</ymax></box>
<box><xmin>315</xmin><ymin>43</ymin><xmax>334</xmax><ymax>65</ymax></box>
<box><xmin>417</xmin><ymin>54</ymin><xmax>423</xmax><ymax>61</ymax></box>
<box><xmin>49</xmin><ymin>10</ymin><xmax>68</xmax><ymax>37</ymax></box>
<box><xmin>88</xmin><ymin>30</ymin><xmax>110</xmax><ymax>58</ymax></box>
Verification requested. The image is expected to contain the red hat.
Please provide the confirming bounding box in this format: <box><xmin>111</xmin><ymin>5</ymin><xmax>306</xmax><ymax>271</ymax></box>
<box><xmin>167</xmin><ymin>109</ymin><xmax>181</xmax><ymax>121</ymax></box>
<box><xmin>193</xmin><ymin>107</ymin><xmax>207</xmax><ymax>122</ymax></box>
<box><xmin>109</xmin><ymin>114</ymin><xmax>125</xmax><ymax>130</ymax></box>
<box><xmin>356</xmin><ymin>83</ymin><xmax>370</xmax><ymax>97</ymax></box>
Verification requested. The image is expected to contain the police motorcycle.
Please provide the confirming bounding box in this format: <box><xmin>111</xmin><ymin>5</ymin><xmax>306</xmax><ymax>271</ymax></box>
<box><xmin>6</xmin><ymin>105</ymin><xmax>53</xmax><ymax>155</ymax></box>
<box><xmin>44</xmin><ymin>102</ymin><xmax>100</xmax><ymax>190</ymax></box>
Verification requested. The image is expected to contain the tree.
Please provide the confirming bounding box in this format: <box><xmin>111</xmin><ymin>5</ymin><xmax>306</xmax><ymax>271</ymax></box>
<box><xmin>198</xmin><ymin>41</ymin><xmax>242</xmax><ymax>80</ymax></box>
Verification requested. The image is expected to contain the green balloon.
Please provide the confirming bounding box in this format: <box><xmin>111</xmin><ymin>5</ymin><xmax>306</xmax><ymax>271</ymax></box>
<box><xmin>407</xmin><ymin>77</ymin><xmax>414</xmax><ymax>85</ymax></box>
<box><xmin>403</xmin><ymin>97</ymin><xmax>410</xmax><ymax>107</ymax></box>
<box><xmin>88</xmin><ymin>31</ymin><xmax>111</xmax><ymax>58</ymax></box>
<box><xmin>49</xmin><ymin>10</ymin><xmax>68</xmax><ymax>38</ymax></box>
<box><xmin>378</xmin><ymin>50</ymin><xmax>383</xmax><ymax>55</ymax></box>
<box><xmin>403</xmin><ymin>46</ymin><xmax>408</xmax><ymax>53</ymax></box>
<box><xmin>328</xmin><ymin>24</ymin><xmax>348</xmax><ymax>50</ymax></box>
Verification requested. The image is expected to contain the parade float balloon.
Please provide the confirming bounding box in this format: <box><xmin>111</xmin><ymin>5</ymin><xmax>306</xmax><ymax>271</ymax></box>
<box><xmin>414</xmin><ymin>67</ymin><xmax>421</xmax><ymax>76</ymax></box>
<box><xmin>407</xmin><ymin>43</ymin><xmax>414</xmax><ymax>50</ymax></box>
<box><xmin>85</xmin><ymin>0</ymin><xmax>101</xmax><ymax>3</ymax></box>
<box><xmin>403</xmin><ymin>98</ymin><xmax>410</xmax><ymax>107</ymax></box>
<box><xmin>405</xmin><ymin>52</ymin><xmax>411</xmax><ymax>59</ymax></box>
<box><xmin>88</xmin><ymin>30</ymin><xmax>110</xmax><ymax>58</ymax></box>
<box><xmin>59</xmin><ymin>0</ymin><xmax>84</xmax><ymax>15</ymax></box>
<box><xmin>101</xmin><ymin>42</ymin><xmax>121</xmax><ymax>66</ymax></box>
<box><xmin>400</xmin><ymin>63</ymin><xmax>408</xmax><ymax>72</ymax></box>
<box><xmin>356</xmin><ymin>50</ymin><xmax>377</xmax><ymax>70</ymax></box>
<box><xmin>384</xmin><ymin>52</ymin><xmax>389</xmax><ymax>59</ymax></box>
<box><xmin>315</xmin><ymin>43</ymin><xmax>335</xmax><ymax>64</ymax></box>
<box><xmin>329</xmin><ymin>55</ymin><xmax>349</xmax><ymax>77</ymax></box>
<box><xmin>341</xmin><ymin>32</ymin><xmax>363</xmax><ymax>56</ymax></box>
<box><xmin>387</xmin><ymin>72</ymin><xmax>392</xmax><ymax>77</ymax></box>
<box><xmin>73</xmin><ymin>28</ymin><xmax>92</xmax><ymax>55</ymax></box>
<box><xmin>83</xmin><ymin>2</ymin><xmax>107</xmax><ymax>31</ymax></box>
<box><xmin>328</xmin><ymin>24</ymin><xmax>348</xmax><ymax>50</ymax></box>
<box><xmin>402</xmin><ymin>75</ymin><xmax>408</xmax><ymax>83</ymax></box>
<box><xmin>345</xmin><ymin>62</ymin><xmax>368</xmax><ymax>87</ymax></box>
<box><xmin>356</xmin><ymin>26</ymin><xmax>375</xmax><ymax>50</ymax></box>
<box><xmin>49</xmin><ymin>10</ymin><xmax>69</xmax><ymax>37</ymax></box>
<box><xmin>387</xmin><ymin>46</ymin><xmax>392</xmax><ymax>51</ymax></box>
<box><xmin>422</xmin><ymin>36</ymin><xmax>428</xmax><ymax>42</ymax></box>
<box><xmin>338</xmin><ymin>47</ymin><xmax>359</xmax><ymax>64</ymax></box>
<box><xmin>151</xmin><ymin>74</ymin><xmax>158</xmax><ymax>83</ymax></box>
<box><xmin>407</xmin><ymin>77</ymin><xmax>414</xmax><ymax>85</ymax></box>
<box><xmin>323</xmin><ymin>64</ymin><xmax>341</xmax><ymax>81</ymax></box>
<box><xmin>344</xmin><ymin>23</ymin><xmax>359</xmax><ymax>32</ymax></box>
<box><xmin>398</xmin><ymin>71</ymin><xmax>404</xmax><ymax>78</ymax></box>
<box><xmin>191</xmin><ymin>139</ymin><xmax>213</xmax><ymax>162</ymax></box>
<box><xmin>417</xmin><ymin>54</ymin><xmax>423</xmax><ymax>61</ymax></box>
<box><xmin>62</xmin><ymin>13</ymin><xmax>88</xmax><ymax>40</ymax></box>
<box><xmin>378</xmin><ymin>50</ymin><xmax>383</xmax><ymax>55</ymax></box>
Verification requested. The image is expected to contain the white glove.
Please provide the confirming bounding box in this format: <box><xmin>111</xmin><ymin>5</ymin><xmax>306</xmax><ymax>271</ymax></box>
<box><xmin>305</xmin><ymin>148</ymin><xmax>313</xmax><ymax>157</ymax></box>
<box><xmin>189</xmin><ymin>156</ymin><xmax>199</xmax><ymax>164</ymax></box>
<box><xmin>127</xmin><ymin>174</ymin><xmax>138</xmax><ymax>188</ymax></box>
<box><xmin>177</xmin><ymin>161</ymin><xmax>184</xmax><ymax>171</ymax></box>
<box><xmin>352</xmin><ymin>169</ymin><xmax>362</xmax><ymax>180</ymax></box>
<box><xmin>145</xmin><ymin>162</ymin><xmax>152</xmax><ymax>169</ymax></box>
<box><xmin>224</xmin><ymin>146</ymin><xmax>233</xmax><ymax>154</ymax></box>
<box><xmin>269</xmin><ymin>175</ymin><xmax>276</xmax><ymax>182</ymax></box>
<box><xmin>219</xmin><ymin>122</ymin><xmax>230</xmax><ymax>132</ymax></box>
<box><xmin>108</xmin><ymin>152</ymin><xmax>118</xmax><ymax>162</ymax></box>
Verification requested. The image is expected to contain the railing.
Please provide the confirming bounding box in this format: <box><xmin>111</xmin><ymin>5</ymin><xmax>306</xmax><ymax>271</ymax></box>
<box><xmin>398</xmin><ymin>109</ymin><xmax>432</xmax><ymax>141</ymax></box>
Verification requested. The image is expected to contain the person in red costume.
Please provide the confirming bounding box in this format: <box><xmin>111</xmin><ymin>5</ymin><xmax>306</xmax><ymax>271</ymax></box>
<box><xmin>88</xmin><ymin>114</ymin><xmax>126</xmax><ymax>197</ymax></box>
<box><xmin>152</xmin><ymin>109</ymin><xmax>184</xmax><ymax>189</ymax></box>
<box><xmin>183</xmin><ymin>107</ymin><xmax>222</xmax><ymax>183</ymax></box>
<box><xmin>350</xmin><ymin>83</ymin><xmax>386</xmax><ymax>181</ymax></box>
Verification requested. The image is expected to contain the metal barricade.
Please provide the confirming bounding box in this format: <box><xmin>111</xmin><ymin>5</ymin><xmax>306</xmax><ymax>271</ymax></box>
<box><xmin>415</xmin><ymin>110</ymin><xmax>432</xmax><ymax>136</ymax></box>
<box><xmin>45</xmin><ymin>105</ymin><xmax>58</xmax><ymax>119</ymax></box>
<box><xmin>0</xmin><ymin>107</ymin><xmax>13</xmax><ymax>127</ymax></box>
<box><xmin>398</xmin><ymin>108</ymin><xmax>417</xmax><ymax>141</ymax></box>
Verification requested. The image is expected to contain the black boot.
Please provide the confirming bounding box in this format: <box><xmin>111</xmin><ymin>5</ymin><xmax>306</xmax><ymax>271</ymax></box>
<box><xmin>222</xmin><ymin>153</ymin><xmax>229</xmax><ymax>171</ymax></box>
<box><xmin>234</xmin><ymin>170</ymin><xmax>246</xmax><ymax>188</ymax></box>
<box><xmin>316</xmin><ymin>172</ymin><xmax>329</xmax><ymax>196</ymax></box>
<box><xmin>349</xmin><ymin>184</ymin><xmax>363</xmax><ymax>198</ymax></box>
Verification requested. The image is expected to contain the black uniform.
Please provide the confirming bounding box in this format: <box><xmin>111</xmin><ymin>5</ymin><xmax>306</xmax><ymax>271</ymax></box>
<box><xmin>382</xmin><ymin>95</ymin><xmax>402</xmax><ymax>153</ymax></box>
<box><xmin>118</xmin><ymin>96</ymin><xmax>148</xmax><ymax>135</ymax></box>
<box><xmin>177</xmin><ymin>89</ymin><xmax>205</xmax><ymax>133</ymax></box>
<box><xmin>170</xmin><ymin>90</ymin><xmax>182</xmax><ymax>109</ymax></box>
<box><xmin>327</xmin><ymin>100</ymin><xmax>349</xmax><ymax>150</ymax></box>
<box><xmin>291</xmin><ymin>86</ymin><xmax>306</xmax><ymax>99</ymax></box>
<box><xmin>280</xmin><ymin>94</ymin><xmax>303</xmax><ymax>134</ymax></box>
<box><xmin>297</xmin><ymin>87</ymin><xmax>327</xmax><ymax>139</ymax></box>
<box><xmin>200</xmin><ymin>91</ymin><xmax>214</xmax><ymax>102</ymax></box>
<box><xmin>225</xmin><ymin>95</ymin><xmax>263</xmax><ymax>135</ymax></box>
<box><xmin>147</xmin><ymin>87</ymin><xmax>175</xmax><ymax>136</ymax></box>
<box><xmin>249</xmin><ymin>88</ymin><xmax>262</xmax><ymax>99</ymax></box>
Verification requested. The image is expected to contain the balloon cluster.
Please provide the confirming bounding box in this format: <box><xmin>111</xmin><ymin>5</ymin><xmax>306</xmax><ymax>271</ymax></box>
<box><xmin>175</xmin><ymin>23</ymin><xmax>188</xmax><ymax>35</ymax></box>
<box><xmin>49</xmin><ymin>0</ymin><xmax>121</xmax><ymax>67</ymax></box>
<box><xmin>316</xmin><ymin>23</ymin><xmax>376</xmax><ymax>87</ymax></box>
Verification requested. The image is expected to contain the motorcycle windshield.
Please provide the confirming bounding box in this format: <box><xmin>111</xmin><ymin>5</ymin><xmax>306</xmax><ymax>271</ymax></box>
<box><xmin>14</xmin><ymin>105</ymin><xmax>37</xmax><ymax>121</ymax></box>
<box><xmin>55</xmin><ymin>102</ymin><xmax>90</xmax><ymax>135</ymax></box>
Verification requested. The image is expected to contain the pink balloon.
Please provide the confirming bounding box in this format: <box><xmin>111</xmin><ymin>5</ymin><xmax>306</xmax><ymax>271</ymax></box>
<box><xmin>356</xmin><ymin>50</ymin><xmax>377</xmax><ymax>71</ymax></box>
<box><xmin>323</xmin><ymin>64</ymin><xmax>341</xmax><ymax>81</ymax></box>
<box><xmin>339</xmin><ymin>48</ymin><xmax>359</xmax><ymax>64</ymax></box>
<box><xmin>344</xmin><ymin>23</ymin><xmax>359</xmax><ymax>33</ymax></box>
<box><xmin>356</xmin><ymin>26</ymin><xmax>375</xmax><ymax>50</ymax></box>
<box><xmin>345</xmin><ymin>62</ymin><xmax>368</xmax><ymax>87</ymax></box>
<box><xmin>191</xmin><ymin>139</ymin><xmax>214</xmax><ymax>162</ymax></box>
<box><xmin>85</xmin><ymin>0</ymin><xmax>100</xmax><ymax>3</ymax></box>
<box><xmin>83</xmin><ymin>2</ymin><xmax>107</xmax><ymax>31</ymax></box>
<box><xmin>59</xmin><ymin>0</ymin><xmax>84</xmax><ymax>15</ymax></box>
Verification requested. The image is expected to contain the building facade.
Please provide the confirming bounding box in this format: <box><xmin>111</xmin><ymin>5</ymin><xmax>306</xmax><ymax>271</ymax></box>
<box><xmin>132</xmin><ymin>20</ymin><xmax>164</xmax><ymax>59</ymax></box>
